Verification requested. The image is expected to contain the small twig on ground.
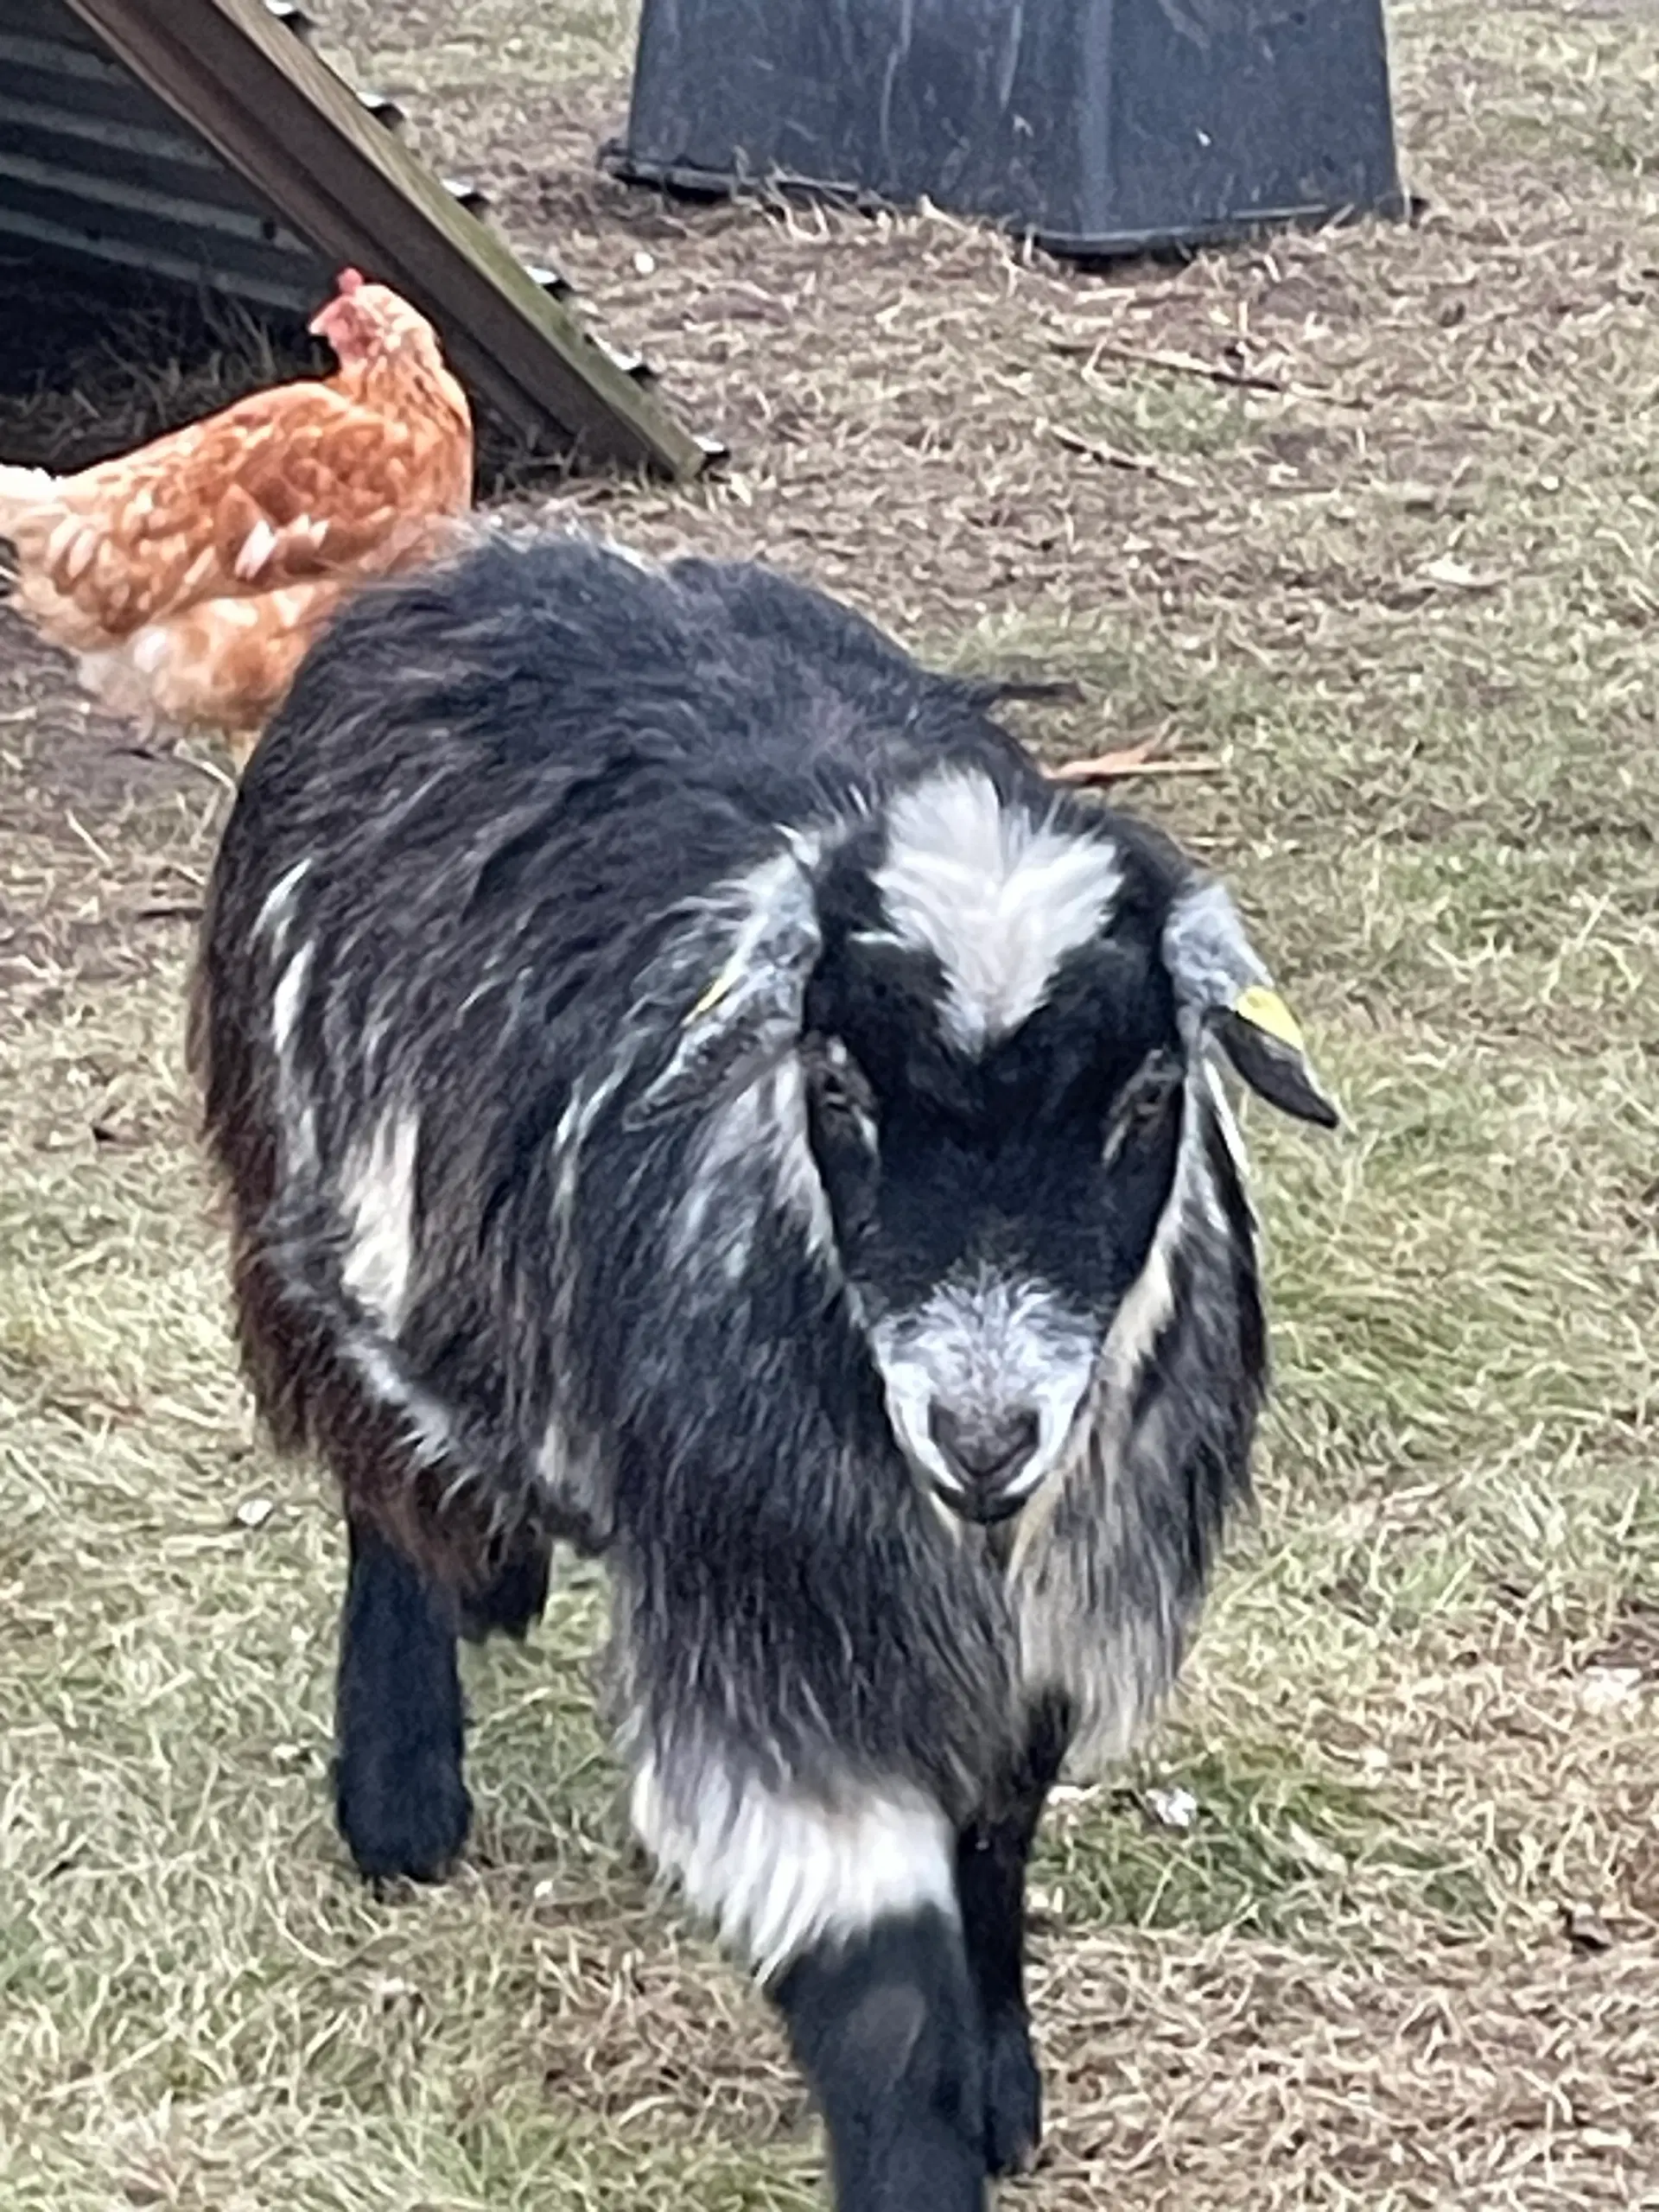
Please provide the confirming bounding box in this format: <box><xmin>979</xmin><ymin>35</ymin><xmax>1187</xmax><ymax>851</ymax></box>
<box><xmin>969</xmin><ymin>676</ymin><xmax>1086</xmax><ymax>709</ymax></box>
<box><xmin>1051</xmin><ymin>736</ymin><xmax>1158</xmax><ymax>779</ymax></box>
<box><xmin>1050</xmin><ymin>334</ymin><xmax>1367</xmax><ymax>409</ymax></box>
<box><xmin>1048</xmin><ymin>423</ymin><xmax>1199</xmax><ymax>489</ymax></box>
<box><xmin>62</xmin><ymin>809</ymin><xmax>113</xmax><ymax>868</ymax></box>
<box><xmin>1050</xmin><ymin>335</ymin><xmax>1286</xmax><ymax>391</ymax></box>
<box><xmin>1047</xmin><ymin>741</ymin><xmax>1221</xmax><ymax>785</ymax></box>
<box><xmin>172</xmin><ymin>747</ymin><xmax>239</xmax><ymax>798</ymax></box>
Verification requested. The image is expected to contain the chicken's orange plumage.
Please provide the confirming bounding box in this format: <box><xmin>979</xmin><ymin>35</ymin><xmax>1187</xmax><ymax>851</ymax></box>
<box><xmin>0</xmin><ymin>270</ymin><xmax>473</xmax><ymax>760</ymax></box>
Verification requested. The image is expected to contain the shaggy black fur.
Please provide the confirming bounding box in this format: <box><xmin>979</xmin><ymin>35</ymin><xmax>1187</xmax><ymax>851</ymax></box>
<box><xmin>334</xmin><ymin>1520</ymin><xmax>469</xmax><ymax>1882</ymax></box>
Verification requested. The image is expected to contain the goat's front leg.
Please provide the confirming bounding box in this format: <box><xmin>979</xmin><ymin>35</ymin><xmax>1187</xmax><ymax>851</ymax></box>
<box><xmin>773</xmin><ymin>1904</ymin><xmax>987</xmax><ymax>2212</ymax></box>
<box><xmin>955</xmin><ymin>1704</ymin><xmax>1069</xmax><ymax>2176</ymax></box>
<box><xmin>638</xmin><ymin>1765</ymin><xmax>988</xmax><ymax>2210</ymax></box>
<box><xmin>334</xmin><ymin>1516</ymin><xmax>471</xmax><ymax>1881</ymax></box>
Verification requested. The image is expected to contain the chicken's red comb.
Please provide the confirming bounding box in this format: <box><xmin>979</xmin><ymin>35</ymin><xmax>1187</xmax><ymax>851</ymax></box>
<box><xmin>336</xmin><ymin>266</ymin><xmax>365</xmax><ymax>294</ymax></box>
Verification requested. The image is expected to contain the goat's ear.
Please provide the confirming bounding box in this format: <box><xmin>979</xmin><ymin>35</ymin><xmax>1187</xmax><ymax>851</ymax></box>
<box><xmin>626</xmin><ymin>852</ymin><xmax>821</xmax><ymax>1126</ymax></box>
<box><xmin>1161</xmin><ymin>880</ymin><xmax>1339</xmax><ymax>1128</ymax></box>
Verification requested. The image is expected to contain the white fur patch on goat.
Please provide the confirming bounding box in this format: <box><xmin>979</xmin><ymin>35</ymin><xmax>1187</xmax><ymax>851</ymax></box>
<box><xmin>1019</xmin><ymin>1550</ymin><xmax>1182</xmax><ymax>1777</ymax></box>
<box><xmin>637</xmin><ymin>847</ymin><xmax>823</xmax><ymax>1119</ymax></box>
<box><xmin>873</xmin><ymin>770</ymin><xmax>1121</xmax><ymax>1053</ymax></box>
<box><xmin>671</xmin><ymin>1055</ymin><xmax>833</xmax><ymax>1283</ymax></box>
<box><xmin>632</xmin><ymin>1757</ymin><xmax>957</xmax><ymax>1980</ymax></box>
<box><xmin>271</xmin><ymin>941</ymin><xmax>314</xmax><ymax>1055</ymax></box>
<box><xmin>255</xmin><ymin>857</ymin><xmax>313</xmax><ymax>959</ymax></box>
<box><xmin>344</xmin><ymin>1336</ymin><xmax>455</xmax><ymax>1467</ymax></box>
<box><xmin>550</xmin><ymin>1055</ymin><xmax>635</xmax><ymax>1227</ymax></box>
<box><xmin>686</xmin><ymin>845</ymin><xmax>820</xmax><ymax>982</ymax></box>
<box><xmin>533</xmin><ymin>1408</ymin><xmax>611</xmax><ymax>1530</ymax></box>
<box><xmin>269</xmin><ymin>940</ymin><xmax>318</xmax><ymax>1173</ymax></box>
<box><xmin>872</xmin><ymin>1273</ymin><xmax>1096</xmax><ymax>1509</ymax></box>
<box><xmin>339</xmin><ymin>1108</ymin><xmax>420</xmax><ymax>1332</ymax></box>
<box><xmin>1201</xmin><ymin>1054</ymin><xmax>1251</xmax><ymax>1183</ymax></box>
<box><xmin>1096</xmin><ymin>1071</ymin><xmax>1238</xmax><ymax>1407</ymax></box>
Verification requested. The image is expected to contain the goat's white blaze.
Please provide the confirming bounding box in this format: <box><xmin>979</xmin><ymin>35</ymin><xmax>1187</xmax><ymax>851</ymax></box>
<box><xmin>339</xmin><ymin>1107</ymin><xmax>421</xmax><ymax>1331</ymax></box>
<box><xmin>873</xmin><ymin>769</ymin><xmax>1122</xmax><ymax>1053</ymax></box>
<box><xmin>632</xmin><ymin>1757</ymin><xmax>957</xmax><ymax>1980</ymax></box>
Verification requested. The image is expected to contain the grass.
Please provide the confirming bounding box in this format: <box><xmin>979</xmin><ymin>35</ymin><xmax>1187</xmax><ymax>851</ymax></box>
<box><xmin>3</xmin><ymin>0</ymin><xmax>1659</xmax><ymax>2203</ymax></box>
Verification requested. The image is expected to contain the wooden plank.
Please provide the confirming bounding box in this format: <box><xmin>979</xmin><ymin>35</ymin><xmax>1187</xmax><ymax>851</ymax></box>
<box><xmin>61</xmin><ymin>0</ymin><xmax>709</xmax><ymax>477</ymax></box>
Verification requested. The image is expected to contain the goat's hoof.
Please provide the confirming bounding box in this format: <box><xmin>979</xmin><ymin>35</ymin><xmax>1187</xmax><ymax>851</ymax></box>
<box><xmin>983</xmin><ymin>2011</ymin><xmax>1042</xmax><ymax>2177</ymax></box>
<box><xmin>334</xmin><ymin>1752</ymin><xmax>472</xmax><ymax>1884</ymax></box>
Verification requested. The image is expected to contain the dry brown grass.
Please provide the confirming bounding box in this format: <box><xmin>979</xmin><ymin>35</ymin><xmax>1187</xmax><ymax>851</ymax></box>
<box><xmin>3</xmin><ymin>0</ymin><xmax>1658</xmax><ymax>2205</ymax></box>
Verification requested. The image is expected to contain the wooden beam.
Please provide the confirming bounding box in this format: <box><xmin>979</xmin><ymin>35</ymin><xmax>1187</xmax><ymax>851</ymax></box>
<box><xmin>61</xmin><ymin>0</ymin><xmax>709</xmax><ymax>477</ymax></box>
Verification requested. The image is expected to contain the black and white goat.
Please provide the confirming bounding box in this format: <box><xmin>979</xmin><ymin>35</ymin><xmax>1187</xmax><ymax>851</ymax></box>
<box><xmin>192</xmin><ymin>533</ymin><xmax>1335</xmax><ymax>2210</ymax></box>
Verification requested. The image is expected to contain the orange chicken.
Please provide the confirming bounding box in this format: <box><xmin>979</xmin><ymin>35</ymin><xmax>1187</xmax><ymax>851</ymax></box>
<box><xmin>0</xmin><ymin>270</ymin><xmax>473</xmax><ymax>762</ymax></box>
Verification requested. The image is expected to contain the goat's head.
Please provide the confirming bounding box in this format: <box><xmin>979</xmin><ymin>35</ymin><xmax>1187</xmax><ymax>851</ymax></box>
<box><xmin>635</xmin><ymin>769</ymin><xmax>1335</xmax><ymax>1528</ymax></box>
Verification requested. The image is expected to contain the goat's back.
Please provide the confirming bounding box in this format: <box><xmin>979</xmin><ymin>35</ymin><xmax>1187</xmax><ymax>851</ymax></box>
<box><xmin>233</xmin><ymin>533</ymin><xmax>1024</xmax><ymax>866</ymax></box>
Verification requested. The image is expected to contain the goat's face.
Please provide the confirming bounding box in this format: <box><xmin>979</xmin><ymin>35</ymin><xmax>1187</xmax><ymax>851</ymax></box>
<box><xmin>799</xmin><ymin>940</ymin><xmax>1187</xmax><ymax>1523</ymax></box>
<box><xmin>639</xmin><ymin>771</ymin><xmax>1337</xmax><ymax>1527</ymax></box>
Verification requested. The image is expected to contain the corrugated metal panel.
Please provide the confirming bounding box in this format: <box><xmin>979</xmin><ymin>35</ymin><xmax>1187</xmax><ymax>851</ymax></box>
<box><xmin>0</xmin><ymin>0</ymin><xmax>331</xmax><ymax>307</ymax></box>
<box><xmin>0</xmin><ymin>0</ymin><xmax>715</xmax><ymax>474</ymax></box>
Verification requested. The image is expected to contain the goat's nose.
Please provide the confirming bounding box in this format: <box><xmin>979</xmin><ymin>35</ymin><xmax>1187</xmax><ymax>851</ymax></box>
<box><xmin>927</xmin><ymin>1403</ymin><xmax>1041</xmax><ymax>1519</ymax></box>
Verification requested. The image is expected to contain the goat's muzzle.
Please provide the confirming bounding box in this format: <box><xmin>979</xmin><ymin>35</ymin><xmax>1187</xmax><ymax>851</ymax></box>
<box><xmin>926</xmin><ymin>1402</ymin><xmax>1041</xmax><ymax>1525</ymax></box>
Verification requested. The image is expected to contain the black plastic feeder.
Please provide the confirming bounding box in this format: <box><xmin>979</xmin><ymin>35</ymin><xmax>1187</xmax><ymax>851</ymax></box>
<box><xmin>609</xmin><ymin>0</ymin><xmax>1404</xmax><ymax>257</ymax></box>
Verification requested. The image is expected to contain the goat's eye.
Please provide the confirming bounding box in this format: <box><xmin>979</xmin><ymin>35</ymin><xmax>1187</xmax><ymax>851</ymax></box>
<box><xmin>1102</xmin><ymin>1051</ymin><xmax>1182</xmax><ymax>1165</ymax></box>
<box><xmin>805</xmin><ymin>1036</ymin><xmax>880</xmax><ymax>1155</ymax></box>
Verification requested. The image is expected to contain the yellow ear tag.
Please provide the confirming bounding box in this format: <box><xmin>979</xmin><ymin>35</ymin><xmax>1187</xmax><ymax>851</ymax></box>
<box><xmin>1233</xmin><ymin>984</ymin><xmax>1306</xmax><ymax>1053</ymax></box>
<box><xmin>685</xmin><ymin>963</ymin><xmax>739</xmax><ymax>1026</ymax></box>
